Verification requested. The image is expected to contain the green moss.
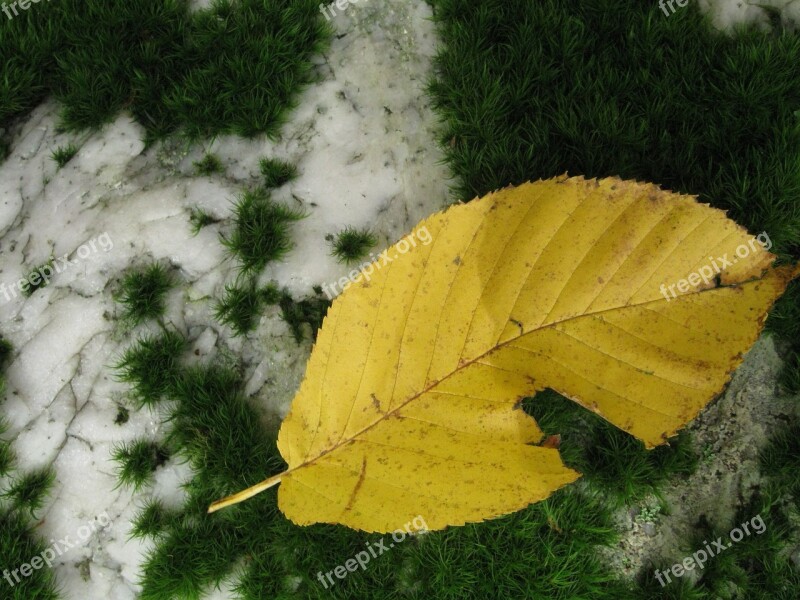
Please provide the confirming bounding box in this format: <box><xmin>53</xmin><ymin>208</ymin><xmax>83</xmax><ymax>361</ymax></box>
<box><xmin>214</xmin><ymin>280</ymin><xmax>285</xmax><ymax>335</ymax></box>
<box><xmin>221</xmin><ymin>188</ymin><xmax>305</xmax><ymax>275</ymax></box>
<box><xmin>131</xmin><ymin>499</ymin><xmax>177</xmax><ymax>540</ymax></box>
<box><xmin>164</xmin><ymin>365</ymin><xmax>279</xmax><ymax>486</ymax></box>
<box><xmin>0</xmin><ymin>440</ymin><xmax>14</xmax><ymax>478</ymax></box>
<box><xmin>115</xmin><ymin>263</ymin><xmax>174</xmax><ymax>327</ymax></box>
<box><xmin>0</xmin><ymin>6</ymin><xmax>59</xmax><ymax>132</ymax></box>
<box><xmin>114</xmin><ymin>405</ymin><xmax>130</xmax><ymax>426</ymax></box>
<box><xmin>760</xmin><ymin>423</ymin><xmax>800</xmax><ymax>497</ymax></box>
<box><xmin>188</xmin><ymin>207</ymin><xmax>218</xmax><ymax>236</ymax></box>
<box><xmin>408</xmin><ymin>490</ymin><xmax>632</xmax><ymax>599</ymax></box>
<box><xmin>260</xmin><ymin>281</ymin><xmax>283</xmax><ymax>305</ymax></box>
<box><xmin>193</xmin><ymin>153</ymin><xmax>224</xmax><ymax>176</ymax></box>
<box><xmin>112</xmin><ymin>439</ymin><xmax>170</xmax><ymax>492</ymax></box>
<box><xmin>4</xmin><ymin>467</ymin><xmax>55</xmax><ymax>517</ymax></box>
<box><xmin>214</xmin><ymin>281</ymin><xmax>264</xmax><ymax>336</ymax></box>
<box><xmin>139</xmin><ymin>515</ymin><xmax>249</xmax><ymax>600</ymax></box>
<box><xmin>259</xmin><ymin>157</ymin><xmax>298</xmax><ymax>188</ymax></box>
<box><xmin>527</xmin><ymin>392</ymin><xmax>697</xmax><ymax>508</ymax></box>
<box><xmin>20</xmin><ymin>259</ymin><xmax>55</xmax><ymax>297</ymax></box>
<box><xmin>779</xmin><ymin>346</ymin><xmax>800</xmax><ymax>394</ymax></box>
<box><xmin>0</xmin><ymin>0</ymin><xmax>331</xmax><ymax>141</ymax></box>
<box><xmin>0</xmin><ymin>508</ymin><xmax>59</xmax><ymax>599</ymax></box>
<box><xmin>770</xmin><ymin>279</ymin><xmax>800</xmax><ymax>394</ymax></box>
<box><xmin>50</xmin><ymin>144</ymin><xmax>78</xmax><ymax>168</ymax></box>
<box><xmin>114</xmin><ymin>331</ymin><xmax>186</xmax><ymax>408</ymax></box>
<box><xmin>329</xmin><ymin>226</ymin><xmax>377</xmax><ymax>264</ymax></box>
<box><xmin>278</xmin><ymin>289</ymin><xmax>331</xmax><ymax>343</ymax></box>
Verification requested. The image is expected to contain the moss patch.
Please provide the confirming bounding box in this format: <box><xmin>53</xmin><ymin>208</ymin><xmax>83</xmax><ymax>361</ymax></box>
<box><xmin>0</xmin><ymin>0</ymin><xmax>331</xmax><ymax>142</ymax></box>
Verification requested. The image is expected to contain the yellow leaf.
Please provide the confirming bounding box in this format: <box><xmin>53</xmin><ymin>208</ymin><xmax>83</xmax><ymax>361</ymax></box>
<box><xmin>209</xmin><ymin>174</ymin><xmax>799</xmax><ymax>532</ymax></box>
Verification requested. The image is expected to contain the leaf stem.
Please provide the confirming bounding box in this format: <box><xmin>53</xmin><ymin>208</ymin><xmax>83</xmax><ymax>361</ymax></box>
<box><xmin>207</xmin><ymin>472</ymin><xmax>284</xmax><ymax>513</ymax></box>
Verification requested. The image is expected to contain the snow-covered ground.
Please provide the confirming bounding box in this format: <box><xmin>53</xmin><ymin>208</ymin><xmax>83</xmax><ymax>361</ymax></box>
<box><xmin>700</xmin><ymin>0</ymin><xmax>800</xmax><ymax>30</ymax></box>
<box><xmin>0</xmin><ymin>0</ymin><xmax>795</xmax><ymax>598</ymax></box>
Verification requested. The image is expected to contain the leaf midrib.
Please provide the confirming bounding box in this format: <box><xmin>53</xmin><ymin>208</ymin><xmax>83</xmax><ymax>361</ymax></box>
<box><xmin>283</xmin><ymin>272</ymin><xmax>767</xmax><ymax>478</ymax></box>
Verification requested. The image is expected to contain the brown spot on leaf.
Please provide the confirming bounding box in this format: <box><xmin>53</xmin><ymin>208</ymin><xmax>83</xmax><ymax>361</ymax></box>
<box><xmin>541</xmin><ymin>434</ymin><xmax>561</xmax><ymax>449</ymax></box>
<box><xmin>344</xmin><ymin>457</ymin><xmax>368</xmax><ymax>512</ymax></box>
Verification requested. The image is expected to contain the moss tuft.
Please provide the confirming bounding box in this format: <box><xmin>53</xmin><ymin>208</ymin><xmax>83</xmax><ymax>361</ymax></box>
<box><xmin>329</xmin><ymin>226</ymin><xmax>377</xmax><ymax>264</ymax></box>
<box><xmin>50</xmin><ymin>143</ymin><xmax>78</xmax><ymax>168</ymax></box>
<box><xmin>114</xmin><ymin>331</ymin><xmax>186</xmax><ymax>408</ymax></box>
<box><xmin>221</xmin><ymin>188</ymin><xmax>305</xmax><ymax>275</ymax></box>
<box><xmin>115</xmin><ymin>263</ymin><xmax>174</xmax><ymax>327</ymax></box>
<box><xmin>259</xmin><ymin>158</ymin><xmax>298</xmax><ymax>189</ymax></box>
<box><xmin>193</xmin><ymin>153</ymin><xmax>224</xmax><ymax>176</ymax></box>
<box><xmin>4</xmin><ymin>467</ymin><xmax>56</xmax><ymax>517</ymax></box>
<box><xmin>112</xmin><ymin>439</ymin><xmax>170</xmax><ymax>492</ymax></box>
